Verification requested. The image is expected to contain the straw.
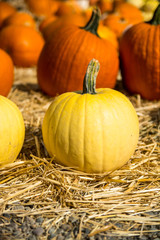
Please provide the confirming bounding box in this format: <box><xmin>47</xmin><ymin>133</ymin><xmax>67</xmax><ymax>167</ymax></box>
<box><xmin>0</xmin><ymin>66</ymin><xmax>159</xmax><ymax>237</ymax></box>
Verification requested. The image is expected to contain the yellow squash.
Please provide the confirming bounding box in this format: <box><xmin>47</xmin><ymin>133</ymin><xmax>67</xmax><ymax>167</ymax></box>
<box><xmin>42</xmin><ymin>59</ymin><xmax>139</xmax><ymax>173</ymax></box>
<box><xmin>0</xmin><ymin>96</ymin><xmax>25</xmax><ymax>166</ymax></box>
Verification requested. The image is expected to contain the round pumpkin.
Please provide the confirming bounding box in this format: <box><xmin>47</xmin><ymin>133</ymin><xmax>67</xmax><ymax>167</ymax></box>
<box><xmin>119</xmin><ymin>4</ymin><xmax>160</xmax><ymax>100</ymax></box>
<box><xmin>103</xmin><ymin>2</ymin><xmax>144</xmax><ymax>39</ymax></box>
<box><xmin>0</xmin><ymin>25</ymin><xmax>44</xmax><ymax>67</ymax></box>
<box><xmin>37</xmin><ymin>8</ymin><xmax>119</xmax><ymax>96</ymax></box>
<box><xmin>0</xmin><ymin>95</ymin><xmax>25</xmax><ymax>167</ymax></box>
<box><xmin>0</xmin><ymin>49</ymin><xmax>14</xmax><ymax>96</ymax></box>
<box><xmin>25</xmin><ymin>0</ymin><xmax>59</xmax><ymax>16</ymax></box>
<box><xmin>42</xmin><ymin>59</ymin><xmax>139</xmax><ymax>173</ymax></box>
<box><xmin>114</xmin><ymin>2</ymin><xmax>144</xmax><ymax>22</ymax></box>
<box><xmin>55</xmin><ymin>1</ymin><xmax>82</xmax><ymax>17</ymax></box>
<box><xmin>2</xmin><ymin>11</ymin><xmax>36</xmax><ymax>29</ymax></box>
<box><xmin>103</xmin><ymin>13</ymin><xmax>132</xmax><ymax>39</ymax></box>
<box><xmin>40</xmin><ymin>13</ymin><xmax>87</xmax><ymax>40</ymax></box>
<box><xmin>0</xmin><ymin>2</ymin><xmax>16</xmax><ymax>28</ymax></box>
<box><xmin>39</xmin><ymin>15</ymin><xmax>58</xmax><ymax>33</ymax></box>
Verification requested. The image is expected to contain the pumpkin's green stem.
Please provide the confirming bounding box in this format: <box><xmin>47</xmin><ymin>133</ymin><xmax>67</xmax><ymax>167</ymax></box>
<box><xmin>83</xmin><ymin>59</ymin><xmax>100</xmax><ymax>94</ymax></box>
<box><xmin>147</xmin><ymin>4</ymin><xmax>160</xmax><ymax>25</ymax></box>
<box><xmin>81</xmin><ymin>7</ymin><xmax>101</xmax><ymax>37</ymax></box>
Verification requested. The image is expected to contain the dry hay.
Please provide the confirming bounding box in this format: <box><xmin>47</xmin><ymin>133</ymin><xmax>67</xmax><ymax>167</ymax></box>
<box><xmin>0</xmin><ymin>66</ymin><xmax>159</xmax><ymax>238</ymax></box>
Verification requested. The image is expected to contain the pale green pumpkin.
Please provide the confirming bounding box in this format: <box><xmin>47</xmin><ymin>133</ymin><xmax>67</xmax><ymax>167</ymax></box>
<box><xmin>42</xmin><ymin>59</ymin><xmax>139</xmax><ymax>173</ymax></box>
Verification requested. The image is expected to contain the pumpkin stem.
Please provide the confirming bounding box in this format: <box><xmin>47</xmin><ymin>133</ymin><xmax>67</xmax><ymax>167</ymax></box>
<box><xmin>147</xmin><ymin>4</ymin><xmax>160</xmax><ymax>25</ymax></box>
<box><xmin>81</xmin><ymin>7</ymin><xmax>101</xmax><ymax>37</ymax></box>
<box><xmin>83</xmin><ymin>59</ymin><xmax>100</xmax><ymax>94</ymax></box>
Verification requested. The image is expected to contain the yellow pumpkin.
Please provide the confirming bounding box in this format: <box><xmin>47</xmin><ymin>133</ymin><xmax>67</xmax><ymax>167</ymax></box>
<box><xmin>142</xmin><ymin>0</ymin><xmax>159</xmax><ymax>12</ymax></box>
<box><xmin>42</xmin><ymin>59</ymin><xmax>139</xmax><ymax>173</ymax></box>
<box><xmin>141</xmin><ymin>0</ymin><xmax>159</xmax><ymax>21</ymax></box>
<box><xmin>0</xmin><ymin>96</ymin><xmax>25</xmax><ymax>167</ymax></box>
<box><xmin>127</xmin><ymin>0</ymin><xmax>145</xmax><ymax>8</ymax></box>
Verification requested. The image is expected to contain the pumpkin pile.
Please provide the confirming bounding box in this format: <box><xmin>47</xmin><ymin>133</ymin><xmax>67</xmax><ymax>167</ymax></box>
<box><xmin>0</xmin><ymin>0</ymin><xmax>159</xmax><ymax>173</ymax></box>
<box><xmin>0</xmin><ymin>2</ymin><xmax>44</xmax><ymax>67</ymax></box>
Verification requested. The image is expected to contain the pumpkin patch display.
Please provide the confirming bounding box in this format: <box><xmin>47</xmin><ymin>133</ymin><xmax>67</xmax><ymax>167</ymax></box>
<box><xmin>0</xmin><ymin>95</ymin><xmax>25</xmax><ymax>167</ymax></box>
<box><xmin>37</xmin><ymin>8</ymin><xmax>119</xmax><ymax>97</ymax></box>
<box><xmin>42</xmin><ymin>59</ymin><xmax>139</xmax><ymax>173</ymax></box>
<box><xmin>119</xmin><ymin>4</ymin><xmax>160</xmax><ymax>100</ymax></box>
<box><xmin>0</xmin><ymin>49</ymin><xmax>14</xmax><ymax>97</ymax></box>
<box><xmin>0</xmin><ymin>25</ymin><xmax>44</xmax><ymax>67</ymax></box>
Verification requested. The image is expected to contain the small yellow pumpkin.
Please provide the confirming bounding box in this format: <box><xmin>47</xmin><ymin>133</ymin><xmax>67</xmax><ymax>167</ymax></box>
<box><xmin>0</xmin><ymin>96</ymin><xmax>25</xmax><ymax>167</ymax></box>
<box><xmin>42</xmin><ymin>59</ymin><xmax>139</xmax><ymax>173</ymax></box>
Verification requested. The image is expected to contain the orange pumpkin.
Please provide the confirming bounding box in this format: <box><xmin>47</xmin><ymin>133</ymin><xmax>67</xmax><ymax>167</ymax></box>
<box><xmin>25</xmin><ymin>0</ymin><xmax>59</xmax><ymax>16</ymax></box>
<box><xmin>0</xmin><ymin>49</ymin><xmax>14</xmax><ymax>96</ymax></box>
<box><xmin>103</xmin><ymin>2</ymin><xmax>144</xmax><ymax>38</ymax></box>
<box><xmin>40</xmin><ymin>12</ymin><xmax>88</xmax><ymax>40</ymax></box>
<box><xmin>55</xmin><ymin>1</ymin><xmax>82</xmax><ymax>17</ymax></box>
<box><xmin>2</xmin><ymin>11</ymin><xmax>36</xmax><ymax>29</ymax></box>
<box><xmin>119</xmin><ymin>4</ymin><xmax>160</xmax><ymax>100</ymax></box>
<box><xmin>37</xmin><ymin>8</ymin><xmax>119</xmax><ymax>96</ymax></box>
<box><xmin>0</xmin><ymin>25</ymin><xmax>44</xmax><ymax>67</ymax></box>
<box><xmin>89</xmin><ymin>0</ymin><xmax>99</xmax><ymax>6</ymax></box>
<box><xmin>97</xmin><ymin>0</ymin><xmax>114</xmax><ymax>13</ymax></box>
<box><xmin>0</xmin><ymin>2</ymin><xmax>16</xmax><ymax>28</ymax></box>
<box><xmin>39</xmin><ymin>15</ymin><xmax>58</xmax><ymax>33</ymax></box>
<box><xmin>103</xmin><ymin>13</ymin><xmax>132</xmax><ymax>39</ymax></box>
<box><xmin>114</xmin><ymin>2</ymin><xmax>144</xmax><ymax>22</ymax></box>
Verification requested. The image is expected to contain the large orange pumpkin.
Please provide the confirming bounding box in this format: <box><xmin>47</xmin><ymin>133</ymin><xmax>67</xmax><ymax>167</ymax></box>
<box><xmin>0</xmin><ymin>49</ymin><xmax>14</xmax><ymax>96</ymax></box>
<box><xmin>119</xmin><ymin>4</ymin><xmax>160</xmax><ymax>100</ymax></box>
<box><xmin>37</xmin><ymin>8</ymin><xmax>119</xmax><ymax>97</ymax></box>
<box><xmin>0</xmin><ymin>25</ymin><xmax>44</xmax><ymax>67</ymax></box>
